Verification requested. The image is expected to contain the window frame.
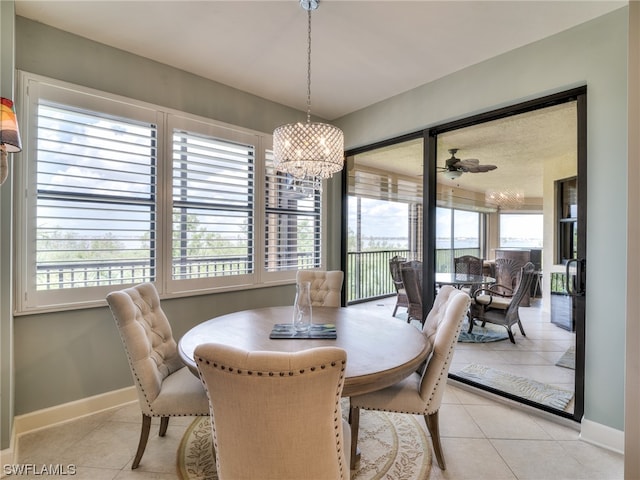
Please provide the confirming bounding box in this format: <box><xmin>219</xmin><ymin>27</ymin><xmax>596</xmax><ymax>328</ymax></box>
<box><xmin>15</xmin><ymin>72</ymin><xmax>326</xmax><ymax>314</ymax></box>
<box><xmin>435</xmin><ymin>206</ymin><xmax>484</xmax><ymax>272</ymax></box>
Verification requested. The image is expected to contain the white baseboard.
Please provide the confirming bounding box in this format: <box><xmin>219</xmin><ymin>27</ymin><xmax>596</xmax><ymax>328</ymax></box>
<box><xmin>12</xmin><ymin>386</ymin><xmax>137</xmax><ymax>437</ymax></box>
<box><xmin>580</xmin><ymin>417</ymin><xmax>624</xmax><ymax>454</ymax></box>
<box><xmin>450</xmin><ymin>379</ymin><xmax>624</xmax><ymax>454</ymax></box>
<box><xmin>1</xmin><ymin>386</ymin><xmax>137</xmax><ymax>478</ymax></box>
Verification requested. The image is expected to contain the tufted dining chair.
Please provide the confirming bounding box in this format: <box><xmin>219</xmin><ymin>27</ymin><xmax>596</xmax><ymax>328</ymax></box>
<box><xmin>106</xmin><ymin>282</ymin><xmax>209</xmax><ymax>469</ymax></box>
<box><xmin>296</xmin><ymin>269</ymin><xmax>344</xmax><ymax>307</ymax></box>
<box><xmin>349</xmin><ymin>286</ymin><xmax>471</xmax><ymax>471</ymax></box>
<box><xmin>195</xmin><ymin>344</ymin><xmax>350</xmax><ymax>480</ymax></box>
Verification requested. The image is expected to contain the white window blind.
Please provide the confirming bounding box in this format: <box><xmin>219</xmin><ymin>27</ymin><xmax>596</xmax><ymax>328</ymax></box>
<box><xmin>17</xmin><ymin>73</ymin><xmax>326</xmax><ymax>313</ymax></box>
<box><xmin>264</xmin><ymin>152</ymin><xmax>321</xmax><ymax>272</ymax></box>
<box><xmin>172</xmin><ymin>129</ymin><xmax>254</xmax><ymax>280</ymax></box>
<box><xmin>34</xmin><ymin>101</ymin><xmax>157</xmax><ymax>291</ymax></box>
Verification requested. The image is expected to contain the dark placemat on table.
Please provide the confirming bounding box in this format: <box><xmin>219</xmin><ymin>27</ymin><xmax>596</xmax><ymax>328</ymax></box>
<box><xmin>269</xmin><ymin>323</ymin><xmax>337</xmax><ymax>339</ymax></box>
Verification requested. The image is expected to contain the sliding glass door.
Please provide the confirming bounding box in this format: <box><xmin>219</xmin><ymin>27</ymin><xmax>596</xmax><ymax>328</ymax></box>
<box><xmin>344</xmin><ymin>137</ymin><xmax>423</xmax><ymax>304</ymax></box>
<box><xmin>342</xmin><ymin>88</ymin><xmax>586</xmax><ymax>423</ymax></box>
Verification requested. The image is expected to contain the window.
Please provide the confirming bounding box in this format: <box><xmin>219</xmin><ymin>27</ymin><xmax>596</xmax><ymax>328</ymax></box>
<box><xmin>16</xmin><ymin>73</ymin><xmax>323</xmax><ymax>312</ymax></box>
<box><xmin>556</xmin><ymin>177</ymin><xmax>577</xmax><ymax>263</ymax></box>
<box><xmin>499</xmin><ymin>213</ymin><xmax>543</xmax><ymax>248</ymax></box>
<box><xmin>345</xmin><ymin>145</ymin><xmax>424</xmax><ymax>303</ymax></box>
<box><xmin>33</xmin><ymin>102</ymin><xmax>158</xmax><ymax>292</ymax></box>
<box><xmin>436</xmin><ymin>207</ymin><xmax>482</xmax><ymax>272</ymax></box>
<box><xmin>168</xmin><ymin>120</ymin><xmax>256</xmax><ymax>292</ymax></box>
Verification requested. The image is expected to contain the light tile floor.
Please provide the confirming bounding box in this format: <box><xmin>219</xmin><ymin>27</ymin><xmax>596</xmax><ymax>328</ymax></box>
<box><xmin>353</xmin><ymin>295</ymin><xmax>576</xmax><ymax>413</ymax></box>
<box><xmin>11</xmin><ymin>296</ymin><xmax>623</xmax><ymax>479</ymax></box>
<box><xmin>12</xmin><ymin>384</ymin><xmax>623</xmax><ymax>479</ymax></box>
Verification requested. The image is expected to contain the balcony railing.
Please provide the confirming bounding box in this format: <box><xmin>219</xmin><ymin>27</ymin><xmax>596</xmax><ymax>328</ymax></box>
<box><xmin>36</xmin><ymin>254</ymin><xmax>313</xmax><ymax>290</ymax></box>
<box><xmin>37</xmin><ymin>248</ymin><xmax>480</xmax><ymax>304</ymax></box>
<box><xmin>346</xmin><ymin>248</ymin><xmax>481</xmax><ymax>304</ymax></box>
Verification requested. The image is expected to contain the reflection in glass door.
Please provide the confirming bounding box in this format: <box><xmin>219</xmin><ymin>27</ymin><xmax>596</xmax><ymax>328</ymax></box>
<box><xmin>344</xmin><ymin>137</ymin><xmax>423</xmax><ymax>304</ymax></box>
<box><xmin>430</xmin><ymin>92</ymin><xmax>585</xmax><ymax>421</ymax></box>
<box><xmin>435</xmin><ymin>207</ymin><xmax>482</xmax><ymax>273</ymax></box>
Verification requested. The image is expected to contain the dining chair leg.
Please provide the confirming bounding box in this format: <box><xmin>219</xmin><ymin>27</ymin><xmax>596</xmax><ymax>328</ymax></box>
<box><xmin>348</xmin><ymin>405</ymin><xmax>360</xmax><ymax>470</ymax></box>
<box><xmin>132</xmin><ymin>414</ymin><xmax>152</xmax><ymax>469</ymax></box>
<box><xmin>517</xmin><ymin>319</ymin><xmax>526</xmax><ymax>337</ymax></box>
<box><xmin>424</xmin><ymin>411</ymin><xmax>446</xmax><ymax>470</ymax></box>
<box><xmin>159</xmin><ymin>416</ymin><xmax>169</xmax><ymax>437</ymax></box>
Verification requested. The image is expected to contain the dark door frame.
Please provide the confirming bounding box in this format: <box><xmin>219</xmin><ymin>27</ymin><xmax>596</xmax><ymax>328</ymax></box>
<box><xmin>341</xmin><ymin>86</ymin><xmax>586</xmax><ymax>422</ymax></box>
<box><xmin>426</xmin><ymin>86</ymin><xmax>587</xmax><ymax>422</ymax></box>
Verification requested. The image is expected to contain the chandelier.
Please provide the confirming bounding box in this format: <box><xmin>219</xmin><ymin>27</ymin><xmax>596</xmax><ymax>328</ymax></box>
<box><xmin>485</xmin><ymin>188</ymin><xmax>525</xmax><ymax>210</ymax></box>
<box><xmin>272</xmin><ymin>0</ymin><xmax>344</xmax><ymax>191</ymax></box>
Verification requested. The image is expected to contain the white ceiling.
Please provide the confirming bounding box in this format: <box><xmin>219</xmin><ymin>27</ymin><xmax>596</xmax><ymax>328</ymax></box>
<box><xmin>15</xmin><ymin>0</ymin><xmax>624</xmax><ymax>121</ymax></box>
<box><xmin>14</xmin><ymin>1</ymin><xmax>622</xmax><ymax>200</ymax></box>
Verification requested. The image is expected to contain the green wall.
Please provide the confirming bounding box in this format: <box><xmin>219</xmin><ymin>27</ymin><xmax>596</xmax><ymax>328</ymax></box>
<box><xmin>9</xmin><ymin>17</ymin><xmax>344</xmax><ymax>418</ymax></box>
<box><xmin>335</xmin><ymin>8</ymin><xmax>629</xmax><ymax>431</ymax></box>
<box><xmin>0</xmin><ymin>0</ymin><xmax>17</xmax><ymax>453</ymax></box>
<box><xmin>5</xmin><ymin>5</ymin><xmax>629</xmax><ymax>439</ymax></box>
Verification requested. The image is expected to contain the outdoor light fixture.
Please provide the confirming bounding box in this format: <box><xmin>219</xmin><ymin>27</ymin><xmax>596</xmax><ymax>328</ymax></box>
<box><xmin>272</xmin><ymin>0</ymin><xmax>344</xmax><ymax>192</ymax></box>
<box><xmin>0</xmin><ymin>97</ymin><xmax>22</xmax><ymax>185</ymax></box>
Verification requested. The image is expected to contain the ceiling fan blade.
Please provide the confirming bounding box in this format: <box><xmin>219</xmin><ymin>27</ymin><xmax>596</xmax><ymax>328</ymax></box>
<box><xmin>465</xmin><ymin>164</ymin><xmax>497</xmax><ymax>173</ymax></box>
<box><xmin>445</xmin><ymin>150</ymin><xmax>496</xmax><ymax>174</ymax></box>
<box><xmin>457</xmin><ymin>158</ymin><xmax>480</xmax><ymax>166</ymax></box>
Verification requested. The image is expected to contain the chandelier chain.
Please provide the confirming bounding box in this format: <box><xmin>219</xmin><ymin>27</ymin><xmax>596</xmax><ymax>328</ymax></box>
<box><xmin>306</xmin><ymin>8</ymin><xmax>312</xmax><ymax>124</ymax></box>
<box><xmin>271</xmin><ymin>0</ymin><xmax>344</xmax><ymax>187</ymax></box>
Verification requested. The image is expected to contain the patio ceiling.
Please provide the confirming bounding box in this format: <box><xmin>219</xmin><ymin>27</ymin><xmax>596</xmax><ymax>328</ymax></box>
<box><xmin>352</xmin><ymin>101</ymin><xmax>577</xmax><ymax>200</ymax></box>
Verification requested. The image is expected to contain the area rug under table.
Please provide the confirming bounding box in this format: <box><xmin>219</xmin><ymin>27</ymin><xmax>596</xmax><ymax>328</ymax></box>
<box><xmin>177</xmin><ymin>406</ymin><xmax>431</xmax><ymax>480</ymax></box>
<box><xmin>457</xmin><ymin>322</ymin><xmax>509</xmax><ymax>343</ymax></box>
<box><xmin>454</xmin><ymin>363</ymin><xmax>574</xmax><ymax>410</ymax></box>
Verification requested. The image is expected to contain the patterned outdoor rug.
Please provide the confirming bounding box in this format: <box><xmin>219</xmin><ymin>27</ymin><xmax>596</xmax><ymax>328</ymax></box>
<box><xmin>454</xmin><ymin>363</ymin><xmax>574</xmax><ymax>410</ymax></box>
<box><xmin>457</xmin><ymin>322</ymin><xmax>509</xmax><ymax>343</ymax></box>
<box><xmin>555</xmin><ymin>346</ymin><xmax>576</xmax><ymax>370</ymax></box>
<box><xmin>177</xmin><ymin>401</ymin><xmax>431</xmax><ymax>480</ymax></box>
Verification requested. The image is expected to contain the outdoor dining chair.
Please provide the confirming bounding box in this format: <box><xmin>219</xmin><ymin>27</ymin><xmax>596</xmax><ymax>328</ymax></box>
<box><xmin>469</xmin><ymin>262</ymin><xmax>536</xmax><ymax>343</ymax></box>
<box><xmin>400</xmin><ymin>260</ymin><xmax>424</xmax><ymax>326</ymax></box>
<box><xmin>389</xmin><ymin>255</ymin><xmax>408</xmax><ymax>316</ymax></box>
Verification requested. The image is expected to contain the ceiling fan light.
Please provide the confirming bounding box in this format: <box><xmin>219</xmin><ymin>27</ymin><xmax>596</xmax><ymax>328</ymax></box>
<box><xmin>443</xmin><ymin>170</ymin><xmax>462</xmax><ymax>180</ymax></box>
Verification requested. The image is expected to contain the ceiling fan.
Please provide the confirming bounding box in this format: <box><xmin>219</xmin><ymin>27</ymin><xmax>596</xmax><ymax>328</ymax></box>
<box><xmin>439</xmin><ymin>148</ymin><xmax>497</xmax><ymax>180</ymax></box>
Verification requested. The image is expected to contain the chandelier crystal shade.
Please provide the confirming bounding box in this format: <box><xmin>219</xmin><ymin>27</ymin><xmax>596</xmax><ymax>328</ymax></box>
<box><xmin>273</xmin><ymin>121</ymin><xmax>344</xmax><ymax>179</ymax></box>
<box><xmin>272</xmin><ymin>0</ymin><xmax>344</xmax><ymax>187</ymax></box>
<box><xmin>485</xmin><ymin>188</ymin><xmax>525</xmax><ymax>210</ymax></box>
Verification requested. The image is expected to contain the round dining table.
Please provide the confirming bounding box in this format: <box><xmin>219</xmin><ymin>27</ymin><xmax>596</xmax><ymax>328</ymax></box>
<box><xmin>178</xmin><ymin>305</ymin><xmax>431</xmax><ymax>397</ymax></box>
